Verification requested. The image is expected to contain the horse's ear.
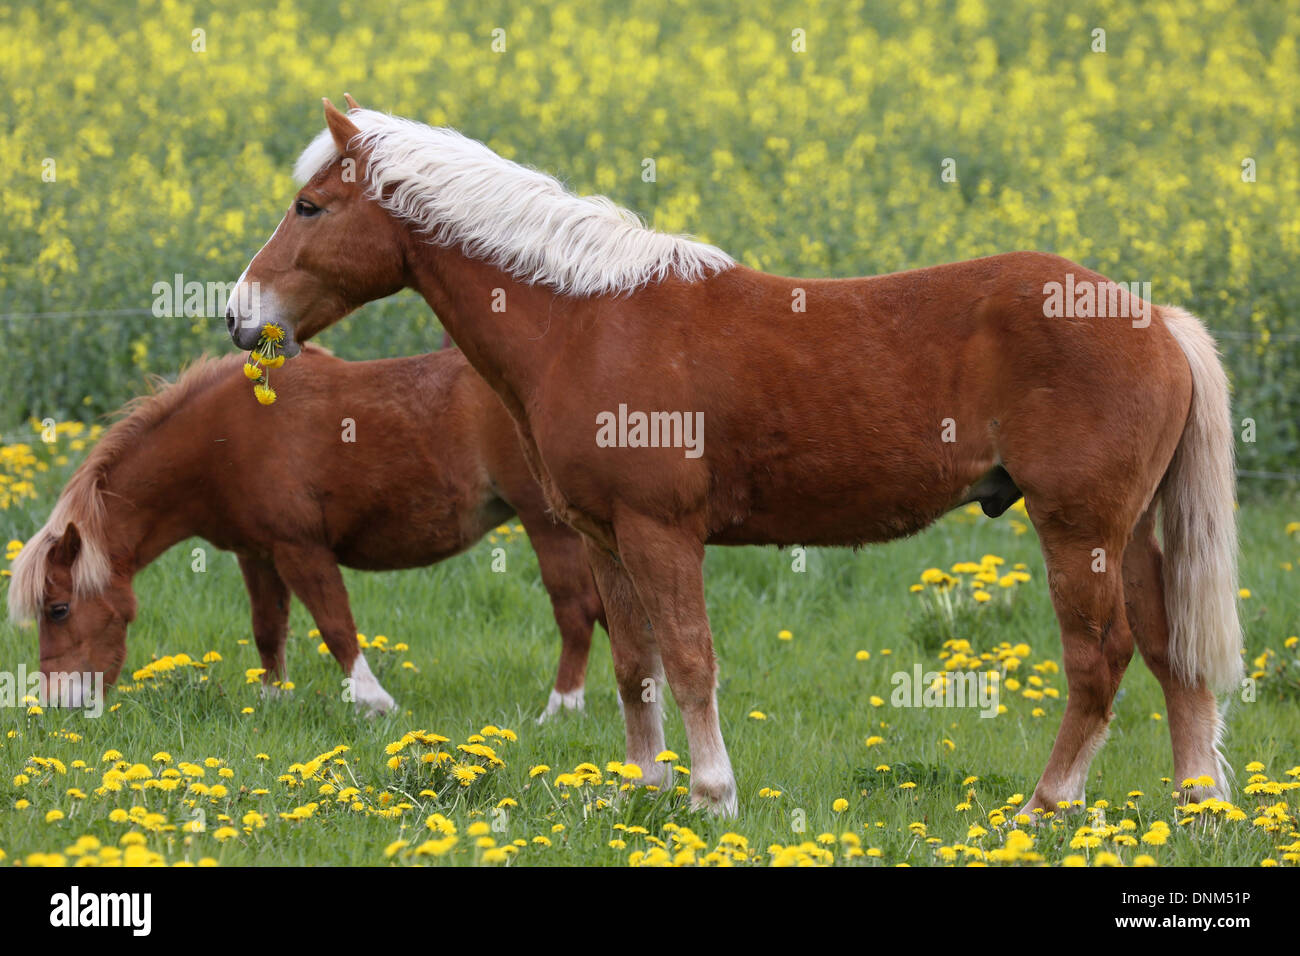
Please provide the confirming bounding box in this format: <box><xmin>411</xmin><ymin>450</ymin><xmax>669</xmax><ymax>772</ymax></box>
<box><xmin>52</xmin><ymin>523</ymin><xmax>82</xmax><ymax>567</ymax></box>
<box><xmin>323</xmin><ymin>97</ymin><xmax>361</xmax><ymax>154</ymax></box>
<box><xmin>343</xmin><ymin>92</ymin><xmax>361</xmax><ymax>111</ymax></box>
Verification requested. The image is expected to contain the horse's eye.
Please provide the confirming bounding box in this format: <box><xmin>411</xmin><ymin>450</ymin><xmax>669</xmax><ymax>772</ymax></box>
<box><xmin>48</xmin><ymin>603</ymin><xmax>70</xmax><ymax>622</ymax></box>
<box><xmin>294</xmin><ymin>198</ymin><xmax>322</xmax><ymax>218</ymax></box>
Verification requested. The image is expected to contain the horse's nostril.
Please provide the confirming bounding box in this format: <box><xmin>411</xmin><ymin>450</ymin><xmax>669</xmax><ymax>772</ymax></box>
<box><xmin>226</xmin><ymin>310</ymin><xmax>236</xmax><ymax>334</ymax></box>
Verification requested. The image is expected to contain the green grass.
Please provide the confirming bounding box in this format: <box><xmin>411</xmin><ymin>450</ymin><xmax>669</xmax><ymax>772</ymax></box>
<box><xmin>1</xmin><ymin>473</ymin><xmax>1297</xmax><ymax>867</ymax></box>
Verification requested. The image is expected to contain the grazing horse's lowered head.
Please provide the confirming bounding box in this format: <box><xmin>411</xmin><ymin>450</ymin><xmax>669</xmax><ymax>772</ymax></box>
<box><xmin>8</xmin><ymin>509</ymin><xmax>136</xmax><ymax>707</ymax></box>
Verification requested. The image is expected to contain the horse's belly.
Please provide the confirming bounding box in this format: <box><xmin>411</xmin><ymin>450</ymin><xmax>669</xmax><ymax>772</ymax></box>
<box><xmin>329</xmin><ymin>496</ymin><xmax>509</xmax><ymax>571</ymax></box>
<box><xmin>704</xmin><ymin>451</ymin><xmax>986</xmax><ymax>547</ymax></box>
<box><xmin>707</xmin><ymin>486</ymin><xmax>951</xmax><ymax>547</ymax></box>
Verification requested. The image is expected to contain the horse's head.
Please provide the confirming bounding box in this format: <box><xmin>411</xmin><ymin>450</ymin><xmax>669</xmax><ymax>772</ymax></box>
<box><xmin>226</xmin><ymin>96</ymin><xmax>407</xmax><ymax>355</ymax></box>
<box><xmin>10</xmin><ymin>522</ymin><xmax>136</xmax><ymax>706</ymax></box>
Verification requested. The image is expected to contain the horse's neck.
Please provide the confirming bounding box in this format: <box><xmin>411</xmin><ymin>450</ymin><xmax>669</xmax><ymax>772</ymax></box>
<box><xmin>97</xmin><ymin>434</ymin><xmax>208</xmax><ymax>579</ymax></box>
<box><xmin>405</xmin><ymin>239</ymin><xmax>577</xmax><ymax>415</ymax></box>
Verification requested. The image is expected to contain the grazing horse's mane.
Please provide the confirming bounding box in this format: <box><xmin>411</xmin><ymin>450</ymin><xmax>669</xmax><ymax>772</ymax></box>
<box><xmin>7</xmin><ymin>354</ymin><xmax>240</xmax><ymax>621</ymax></box>
<box><xmin>292</xmin><ymin>108</ymin><xmax>736</xmax><ymax>297</ymax></box>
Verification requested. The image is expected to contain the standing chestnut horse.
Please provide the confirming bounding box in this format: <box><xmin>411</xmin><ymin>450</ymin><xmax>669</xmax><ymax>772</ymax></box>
<box><xmin>9</xmin><ymin>347</ymin><xmax>605</xmax><ymax>718</ymax></box>
<box><xmin>227</xmin><ymin>98</ymin><xmax>1240</xmax><ymax>816</ymax></box>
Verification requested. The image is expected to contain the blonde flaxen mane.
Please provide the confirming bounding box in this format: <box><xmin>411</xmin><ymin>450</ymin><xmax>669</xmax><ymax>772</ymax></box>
<box><xmin>292</xmin><ymin>108</ymin><xmax>735</xmax><ymax>297</ymax></box>
<box><xmin>7</xmin><ymin>355</ymin><xmax>240</xmax><ymax>622</ymax></box>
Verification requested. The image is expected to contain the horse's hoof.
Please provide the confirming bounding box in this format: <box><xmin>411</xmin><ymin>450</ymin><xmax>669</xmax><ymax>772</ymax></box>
<box><xmin>537</xmin><ymin>688</ymin><xmax>585</xmax><ymax>724</ymax></box>
<box><xmin>356</xmin><ymin>691</ymin><xmax>398</xmax><ymax>717</ymax></box>
<box><xmin>689</xmin><ymin>776</ymin><xmax>738</xmax><ymax>817</ymax></box>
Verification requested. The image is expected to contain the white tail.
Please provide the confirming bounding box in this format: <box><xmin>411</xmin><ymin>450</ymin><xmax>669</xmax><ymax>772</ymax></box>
<box><xmin>1158</xmin><ymin>305</ymin><xmax>1242</xmax><ymax>693</ymax></box>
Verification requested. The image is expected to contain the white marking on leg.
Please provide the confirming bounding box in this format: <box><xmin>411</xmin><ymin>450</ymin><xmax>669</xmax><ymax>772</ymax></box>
<box><xmin>537</xmin><ymin>687</ymin><xmax>585</xmax><ymax>723</ymax></box>
<box><xmin>351</xmin><ymin>653</ymin><xmax>396</xmax><ymax>714</ymax></box>
<box><xmin>622</xmin><ymin>678</ymin><xmax>668</xmax><ymax>789</ymax></box>
<box><xmin>685</xmin><ymin>689</ymin><xmax>737</xmax><ymax>816</ymax></box>
<box><xmin>1179</xmin><ymin>702</ymin><xmax>1232</xmax><ymax>802</ymax></box>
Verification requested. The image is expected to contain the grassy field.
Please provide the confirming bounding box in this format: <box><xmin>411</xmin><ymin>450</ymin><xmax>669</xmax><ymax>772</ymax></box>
<box><xmin>1</xmin><ymin>432</ymin><xmax>1297</xmax><ymax>865</ymax></box>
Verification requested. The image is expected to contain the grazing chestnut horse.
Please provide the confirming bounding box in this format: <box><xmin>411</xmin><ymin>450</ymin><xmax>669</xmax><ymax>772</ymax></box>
<box><xmin>226</xmin><ymin>97</ymin><xmax>1240</xmax><ymax>816</ymax></box>
<box><xmin>8</xmin><ymin>347</ymin><xmax>605</xmax><ymax>718</ymax></box>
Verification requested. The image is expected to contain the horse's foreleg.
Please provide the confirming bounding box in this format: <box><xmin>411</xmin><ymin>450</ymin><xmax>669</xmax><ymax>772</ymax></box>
<box><xmin>583</xmin><ymin>538</ymin><xmax>668</xmax><ymax>787</ymax></box>
<box><xmin>613</xmin><ymin>511</ymin><xmax>737</xmax><ymax>817</ymax></box>
<box><xmin>272</xmin><ymin>544</ymin><xmax>396</xmax><ymax>715</ymax></box>
<box><xmin>237</xmin><ymin>555</ymin><xmax>290</xmax><ymax>688</ymax></box>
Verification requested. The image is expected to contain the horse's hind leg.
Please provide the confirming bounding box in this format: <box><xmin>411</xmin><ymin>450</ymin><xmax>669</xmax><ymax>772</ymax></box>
<box><xmin>1023</xmin><ymin>511</ymin><xmax>1136</xmax><ymax>816</ymax></box>
<box><xmin>1123</xmin><ymin>506</ymin><xmax>1229</xmax><ymax>801</ymax></box>
<box><xmin>530</xmin><ymin>523</ymin><xmax>604</xmax><ymax>722</ymax></box>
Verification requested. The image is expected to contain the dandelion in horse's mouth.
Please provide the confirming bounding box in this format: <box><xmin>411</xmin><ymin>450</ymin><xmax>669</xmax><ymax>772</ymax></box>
<box><xmin>243</xmin><ymin>323</ymin><xmax>287</xmax><ymax>404</ymax></box>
